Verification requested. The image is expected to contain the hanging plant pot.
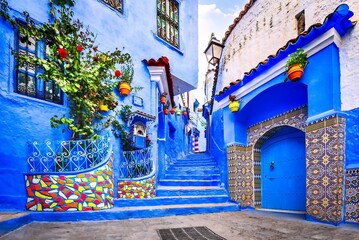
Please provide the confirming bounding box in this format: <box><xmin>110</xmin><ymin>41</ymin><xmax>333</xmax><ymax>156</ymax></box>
<box><xmin>183</xmin><ymin>111</ymin><xmax>187</xmax><ymax>117</ymax></box>
<box><xmin>287</xmin><ymin>64</ymin><xmax>304</xmax><ymax>82</ymax></box>
<box><xmin>176</xmin><ymin>109</ymin><xmax>181</xmax><ymax>115</ymax></box>
<box><xmin>99</xmin><ymin>102</ymin><xmax>109</xmax><ymax>112</ymax></box>
<box><xmin>119</xmin><ymin>82</ymin><xmax>131</xmax><ymax>96</ymax></box>
<box><xmin>170</xmin><ymin>108</ymin><xmax>175</xmax><ymax>115</ymax></box>
<box><xmin>160</xmin><ymin>96</ymin><xmax>167</xmax><ymax>104</ymax></box>
<box><xmin>229</xmin><ymin>100</ymin><xmax>240</xmax><ymax>113</ymax></box>
<box><xmin>164</xmin><ymin>108</ymin><xmax>169</xmax><ymax>115</ymax></box>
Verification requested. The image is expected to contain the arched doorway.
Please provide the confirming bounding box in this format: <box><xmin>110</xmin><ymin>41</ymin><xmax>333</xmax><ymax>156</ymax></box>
<box><xmin>260</xmin><ymin>126</ymin><xmax>306</xmax><ymax>211</ymax></box>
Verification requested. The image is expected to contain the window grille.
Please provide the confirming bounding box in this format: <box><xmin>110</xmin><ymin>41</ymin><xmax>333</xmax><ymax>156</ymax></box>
<box><xmin>157</xmin><ymin>0</ymin><xmax>179</xmax><ymax>48</ymax></box>
<box><xmin>102</xmin><ymin>0</ymin><xmax>123</xmax><ymax>14</ymax></box>
<box><xmin>16</xmin><ymin>33</ymin><xmax>62</xmax><ymax>104</ymax></box>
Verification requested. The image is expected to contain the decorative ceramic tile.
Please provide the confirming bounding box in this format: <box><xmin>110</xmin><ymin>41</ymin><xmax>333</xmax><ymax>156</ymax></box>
<box><xmin>118</xmin><ymin>176</ymin><xmax>156</xmax><ymax>199</ymax></box>
<box><xmin>306</xmin><ymin>116</ymin><xmax>345</xmax><ymax>223</ymax></box>
<box><xmin>345</xmin><ymin>169</ymin><xmax>359</xmax><ymax>224</ymax></box>
<box><xmin>25</xmin><ymin>155</ymin><xmax>115</xmax><ymax>211</ymax></box>
<box><xmin>227</xmin><ymin>106</ymin><xmax>307</xmax><ymax>209</ymax></box>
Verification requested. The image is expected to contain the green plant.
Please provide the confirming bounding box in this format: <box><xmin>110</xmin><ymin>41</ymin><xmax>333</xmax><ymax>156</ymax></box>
<box><xmin>0</xmin><ymin>0</ymin><xmax>134</xmax><ymax>139</ymax></box>
<box><xmin>120</xmin><ymin>63</ymin><xmax>134</xmax><ymax>84</ymax></box>
<box><xmin>110</xmin><ymin>105</ymin><xmax>135</xmax><ymax>151</ymax></box>
<box><xmin>285</xmin><ymin>48</ymin><xmax>309</xmax><ymax>70</ymax></box>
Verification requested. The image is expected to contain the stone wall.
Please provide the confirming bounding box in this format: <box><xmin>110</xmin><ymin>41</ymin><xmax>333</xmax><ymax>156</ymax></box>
<box><xmin>218</xmin><ymin>0</ymin><xmax>359</xmax><ymax>111</ymax></box>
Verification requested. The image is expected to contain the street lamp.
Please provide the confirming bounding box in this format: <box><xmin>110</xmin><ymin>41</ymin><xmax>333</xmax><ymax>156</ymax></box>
<box><xmin>204</xmin><ymin>33</ymin><xmax>224</xmax><ymax>66</ymax></box>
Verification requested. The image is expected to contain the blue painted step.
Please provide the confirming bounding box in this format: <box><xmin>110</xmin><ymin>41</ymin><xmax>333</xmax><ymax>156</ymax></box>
<box><xmin>156</xmin><ymin>186</ymin><xmax>227</xmax><ymax>197</ymax></box>
<box><xmin>164</xmin><ymin>174</ymin><xmax>220</xmax><ymax>180</ymax></box>
<box><xmin>166</xmin><ymin>168</ymin><xmax>220</xmax><ymax>175</ymax></box>
<box><xmin>173</xmin><ymin>162</ymin><xmax>217</xmax><ymax>167</ymax></box>
<box><xmin>28</xmin><ymin>203</ymin><xmax>240</xmax><ymax>222</ymax></box>
<box><xmin>158</xmin><ymin>179</ymin><xmax>220</xmax><ymax>186</ymax></box>
<box><xmin>115</xmin><ymin>195</ymin><xmax>229</xmax><ymax>207</ymax></box>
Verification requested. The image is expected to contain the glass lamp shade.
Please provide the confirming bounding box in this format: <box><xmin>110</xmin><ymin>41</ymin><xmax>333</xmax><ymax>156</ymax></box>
<box><xmin>204</xmin><ymin>34</ymin><xmax>224</xmax><ymax>66</ymax></box>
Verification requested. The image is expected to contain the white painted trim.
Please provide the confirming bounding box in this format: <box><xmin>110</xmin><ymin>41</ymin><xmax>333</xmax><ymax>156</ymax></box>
<box><xmin>217</xmin><ymin>28</ymin><xmax>343</xmax><ymax>109</ymax></box>
<box><xmin>146</xmin><ymin>66</ymin><xmax>169</xmax><ymax>96</ymax></box>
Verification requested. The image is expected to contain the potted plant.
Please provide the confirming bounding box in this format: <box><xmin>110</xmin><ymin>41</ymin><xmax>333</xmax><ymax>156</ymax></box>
<box><xmin>229</xmin><ymin>95</ymin><xmax>240</xmax><ymax>113</ymax></box>
<box><xmin>163</xmin><ymin>102</ymin><xmax>169</xmax><ymax>115</ymax></box>
<box><xmin>160</xmin><ymin>92</ymin><xmax>167</xmax><ymax>104</ymax></box>
<box><xmin>285</xmin><ymin>48</ymin><xmax>309</xmax><ymax>82</ymax></box>
<box><xmin>119</xmin><ymin>63</ymin><xmax>134</xmax><ymax>96</ymax></box>
<box><xmin>170</xmin><ymin>106</ymin><xmax>176</xmax><ymax>115</ymax></box>
<box><xmin>176</xmin><ymin>108</ymin><xmax>181</xmax><ymax>116</ymax></box>
<box><xmin>182</xmin><ymin>110</ymin><xmax>187</xmax><ymax>117</ymax></box>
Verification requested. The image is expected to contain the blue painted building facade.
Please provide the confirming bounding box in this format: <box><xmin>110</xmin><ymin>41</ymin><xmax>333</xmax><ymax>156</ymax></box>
<box><xmin>0</xmin><ymin>0</ymin><xmax>198</xmax><ymax>210</ymax></box>
<box><xmin>208</xmin><ymin>1</ymin><xmax>359</xmax><ymax>226</ymax></box>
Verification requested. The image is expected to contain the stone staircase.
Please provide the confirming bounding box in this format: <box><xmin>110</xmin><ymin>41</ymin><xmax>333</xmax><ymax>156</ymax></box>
<box><xmin>114</xmin><ymin>153</ymin><xmax>239</xmax><ymax>217</ymax></box>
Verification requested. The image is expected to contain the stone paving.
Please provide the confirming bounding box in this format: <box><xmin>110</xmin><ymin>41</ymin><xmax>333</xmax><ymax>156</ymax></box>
<box><xmin>1</xmin><ymin>210</ymin><xmax>359</xmax><ymax>240</ymax></box>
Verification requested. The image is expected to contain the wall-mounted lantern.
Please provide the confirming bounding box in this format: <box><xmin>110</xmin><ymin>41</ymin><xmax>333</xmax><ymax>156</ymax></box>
<box><xmin>204</xmin><ymin>33</ymin><xmax>224</xmax><ymax>66</ymax></box>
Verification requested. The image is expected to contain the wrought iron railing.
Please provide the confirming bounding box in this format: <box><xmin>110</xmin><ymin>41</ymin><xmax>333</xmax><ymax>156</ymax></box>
<box><xmin>119</xmin><ymin>147</ymin><xmax>153</xmax><ymax>179</ymax></box>
<box><xmin>27</xmin><ymin>133</ymin><xmax>111</xmax><ymax>173</ymax></box>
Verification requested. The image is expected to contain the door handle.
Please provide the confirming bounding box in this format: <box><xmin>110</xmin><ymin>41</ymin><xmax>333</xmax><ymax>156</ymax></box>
<box><xmin>270</xmin><ymin>161</ymin><xmax>275</xmax><ymax>170</ymax></box>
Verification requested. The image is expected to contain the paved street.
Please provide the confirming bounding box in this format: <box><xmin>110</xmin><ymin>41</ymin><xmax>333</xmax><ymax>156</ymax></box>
<box><xmin>1</xmin><ymin>210</ymin><xmax>359</xmax><ymax>240</ymax></box>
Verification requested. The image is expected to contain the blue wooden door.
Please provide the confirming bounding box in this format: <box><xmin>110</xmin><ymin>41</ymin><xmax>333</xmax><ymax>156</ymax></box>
<box><xmin>261</xmin><ymin>127</ymin><xmax>306</xmax><ymax>211</ymax></box>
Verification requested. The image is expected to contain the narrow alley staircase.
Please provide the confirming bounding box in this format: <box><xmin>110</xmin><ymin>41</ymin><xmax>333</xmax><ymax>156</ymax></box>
<box><xmin>114</xmin><ymin>153</ymin><xmax>240</xmax><ymax>219</ymax></box>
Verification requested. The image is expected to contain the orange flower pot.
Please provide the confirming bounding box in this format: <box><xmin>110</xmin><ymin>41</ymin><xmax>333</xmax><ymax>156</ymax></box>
<box><xmin>170</xmin><ymin>108</ymin><xmax>175</xmax><ymax>115</ymax></box>
<box><xmin>183</xmin><ymin>111</ymin><xmax>187</xmax><ymax>117</ymax></box>
<box><xmin>287</xmin><ymin>64</ymin><xmax>304</xmax><ymax>82</ymax></box>
<box><xmin>119</xmin><ymin>82</ymin><xmax>131</xmax><ymax>96</ymax></box>
<box><xmin>164</xmin><ymin>108</ymin><xmax>169</xmax><ymax>115</ymax></box>
<box><xmin>160</xmin><ymin>96</ymin><xmax>166</xmax><ymax>104</ymax></box>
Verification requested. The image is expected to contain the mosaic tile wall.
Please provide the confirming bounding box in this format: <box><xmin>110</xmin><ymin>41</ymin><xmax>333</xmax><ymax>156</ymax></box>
<box><xmin>118</xmin><ymin>176</ymin><xmax>156</xmax><ymax>199</ymax></box>
<box><xmin>227</xmin><ymin>106</ymin><xmax>307</xmax><ymax>208</ymax></box>
<box><xmin>25</xmin><ymin>156</ymin><xmax>114</xmax><ymax>211</ymax></box>
<box><xmin>306</xmin><ymin>116</ymin><xmax>345</xmax><ymax>224</ymax></box>
<box><xmin>346</xmin><ymin>168</ymin><xmax>359</xmax><ymax>224</ymax></box>
<box><xmin>227</xmin><ymin>145</ymin><xmax>253</xmax><ymax>207</ymax></box>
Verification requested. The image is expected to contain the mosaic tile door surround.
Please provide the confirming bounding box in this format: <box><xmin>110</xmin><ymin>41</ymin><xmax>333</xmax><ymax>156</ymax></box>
<box><xmin>228</xmin><ymin>106</ymin><xmax>307</xmax><ymax>208</ymax></box>
<box><xmin>227</xmin><ymin>106</ymin><xmax>347</xmax><ymax>224</ymax></box>
<box><xmin>346</xmin><ymin>168</ymin><xmax>359</xmax><ymax>224</ymax></box>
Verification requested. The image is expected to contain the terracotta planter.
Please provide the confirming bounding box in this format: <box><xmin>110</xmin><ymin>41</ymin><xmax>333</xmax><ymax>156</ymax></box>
<box><xmin>170</xmin><ymin>108</ymin><xmax>175</xmax><ymax>115</ymax></box>
<box><xmin>164</xmin><ymin>108</ymin><xmax>169</xmax><ymax>115</ymax></box>
<box><xmin>160</xmin><ymin>96</ymin><xmax>166</xmax><ymax>104</ymax></box>
<box><xmin>229</xmin><ymin>100</ymin><xmax>240</xmax><ymax>113</ymax></box>
<box><xmin>287</xmin><ymin>64</ymin><xmax>304</xmax><ymax>82</ymax></box>
<box><xmin>119</xmin><ymin>82</ymin><xmax>131</xmax><ymax>96</ymax></box>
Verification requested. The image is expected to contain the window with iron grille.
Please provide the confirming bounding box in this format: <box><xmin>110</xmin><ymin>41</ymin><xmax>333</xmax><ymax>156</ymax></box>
<box><xmin>102</xmin><ymin>0</ymin><xmax>123</xmax><ymax>14</ymax></box>
<box><xmin>157</xmin><ymin>0</ymin><xmax>179</xmax><ymax>48</ymax></box>
<box><xmin>16</xmin><ymin>32</ymin><xmax>62</xmax><ymax>104</ymax></box>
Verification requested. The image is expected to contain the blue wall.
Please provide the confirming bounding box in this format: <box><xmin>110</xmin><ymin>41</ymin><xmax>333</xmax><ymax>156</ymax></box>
<box><xmin>0</xmin><ymin>0</ymin><xmax>198</xmax><ymax>210</ymax></box>
<box><xmin>219</xmin><ymin>44</ymin><xmax>340</xmax><ymax>146</ymax></box>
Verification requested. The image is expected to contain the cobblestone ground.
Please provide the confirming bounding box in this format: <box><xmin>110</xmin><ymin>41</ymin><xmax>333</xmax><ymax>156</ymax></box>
<box><xmin>1</xmin><ymin>211</ymin><xmax>359</xmax><ymax>240</ymax></box>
